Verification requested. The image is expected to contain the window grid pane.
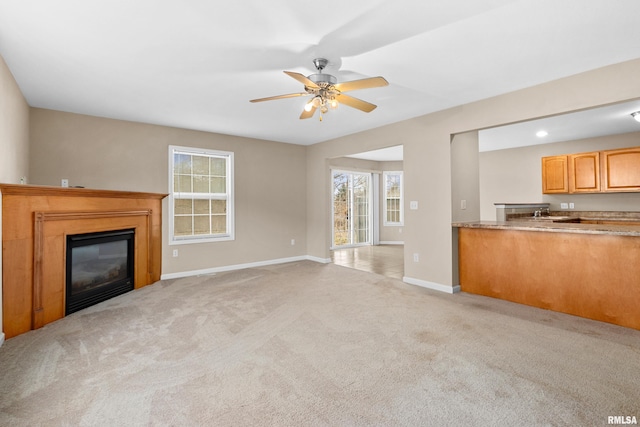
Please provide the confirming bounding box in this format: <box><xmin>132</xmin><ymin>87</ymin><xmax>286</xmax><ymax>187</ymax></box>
<box><xmin>172</xmin><ymin>148</ymin><xmax>231</xmax><ymax>241</ymax></box>
<box><xmin>175</xmin><ymin>174</ymin><xmax>192</xmax><ymax>193</ymax></box>
<box><xmin>193</xmin><ymin>215</ymin><xmax>211</xmax><ymax>235</ymax></box>
<box><xmin>174</xmin><ymin>216</ymin><xmax>193</xmax><ymax>236</ymax></box>
<box><xmin>175</xmin><ymin>199</ymin><xmax>192</xmax><ymax>215</ymax></box>
<box><xmin>211</xmin><ymin>214</ymin><xmax>227</xmax><ymax>234</ymax></box>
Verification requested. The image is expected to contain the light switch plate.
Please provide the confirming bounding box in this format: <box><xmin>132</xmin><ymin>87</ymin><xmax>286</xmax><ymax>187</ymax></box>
<box><xmin>560</xmin><ymin>203</ymin><xmax>569</xmax><ymax>209</ymax></box>
<box><xmin>410</xmin><ymin>201</ymin><xmax>419</xmax><ymax>210</ymax></box>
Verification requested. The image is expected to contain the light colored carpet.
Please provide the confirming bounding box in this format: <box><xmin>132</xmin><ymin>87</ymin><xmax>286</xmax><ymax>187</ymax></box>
<box><xmin>0</xmin><ymin>261</ymin><xmax>638</xmax><ymax>426</ymax></box>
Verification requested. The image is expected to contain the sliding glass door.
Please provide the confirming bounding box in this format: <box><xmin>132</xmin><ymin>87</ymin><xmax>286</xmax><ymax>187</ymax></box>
<box><xmin>332</xmin><ymin>170</ymin><xmax>371</xmax><ymax>247</ymax></box>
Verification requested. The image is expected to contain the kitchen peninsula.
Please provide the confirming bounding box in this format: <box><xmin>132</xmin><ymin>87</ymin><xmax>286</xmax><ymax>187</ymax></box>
<box><xmin>453</xmin><ymin>211</ymin><xmax>640</xmax><ymax>330</ymax></box>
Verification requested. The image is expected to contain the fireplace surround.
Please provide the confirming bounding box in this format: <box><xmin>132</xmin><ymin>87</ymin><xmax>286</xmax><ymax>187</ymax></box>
<box><xmin>1</xmin><ymin>184</ymin><xmax>167</xmax><ymax>339</ymax></box>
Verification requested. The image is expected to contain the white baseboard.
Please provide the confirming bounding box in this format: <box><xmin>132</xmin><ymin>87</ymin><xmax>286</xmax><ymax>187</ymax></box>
<box><xmin>403</xmin><ymin>276</ymin><xmax>460</xmax><ymax>294</ymax></box>
<box><xmin>161</xmin><ymin>255</ymin><xmax>331</xmax><ymax>280</ymax></box>
<box><xmin>305</xmin><ymin>255</ymin><xmax>332</xmax><ymax>264</ymax></box>
<box><xmin>379</xmin><ymin>241</ymin><xmax>404</xmax><ymax>245</ymax></box>
<box><xmin>0</xmin><ymin>332</ymin><xmax>4</xmax><ymax>348</ymax></box>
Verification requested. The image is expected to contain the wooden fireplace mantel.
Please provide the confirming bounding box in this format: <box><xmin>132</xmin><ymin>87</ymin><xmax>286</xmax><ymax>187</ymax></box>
<box><xmin>1</xmin><ymin>184</ymin><xmax>167</xmax><ymax>339</ymax></box>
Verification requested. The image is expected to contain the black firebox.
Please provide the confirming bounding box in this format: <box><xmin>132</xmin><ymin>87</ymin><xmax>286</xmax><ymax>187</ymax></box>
<box><xmin>65</xmin><ymin>229</ymin><xmax>135</xmax><ymax>315</ymax></box>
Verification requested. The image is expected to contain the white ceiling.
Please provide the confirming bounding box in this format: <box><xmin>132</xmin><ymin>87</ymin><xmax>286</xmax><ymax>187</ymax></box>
<box><xmin>1</xmin><ymin>0</ymin><xmax>640</xmax><ymax>146</ymax></box>
<box><xmin>479</xmin><ymin>100</ymin><xmax>640</xmax><ymax>152</ymax></box>
<box><xmin>346</xmin><ymin>145</ymin><xmax>404</xmax><ymax>162</ymax></box>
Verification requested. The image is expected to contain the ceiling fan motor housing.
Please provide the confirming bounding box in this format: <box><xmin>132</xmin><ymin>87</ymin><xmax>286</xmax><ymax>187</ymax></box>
<box><xmin>308</xmin><ymin>73</ymin><xmax>337</xmax><ymax>86</ymax></box>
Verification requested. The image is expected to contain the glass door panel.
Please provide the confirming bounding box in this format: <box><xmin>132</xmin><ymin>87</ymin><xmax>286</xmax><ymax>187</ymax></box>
<box><xmin>332</xmin><ymin>171</ymin><xmax>371</xmax><ymax>247</ymax></box>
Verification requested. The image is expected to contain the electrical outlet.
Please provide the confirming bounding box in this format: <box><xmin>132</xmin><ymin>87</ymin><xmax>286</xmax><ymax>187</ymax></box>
<box><xmin>61</xmin><ymin>179</ymin><xmax>69</xmax><ymax>187</ymax></box>
<box><xmin>172</xmin><ymin>249</ymin><xmax>179</xmax><ymax>257</ymax></box>
<box><xmin>413</xmin><ymin>253</ymin><xmax>419</xmax><ymax>262</ymax></box>
<box><xmin>560</xmin><ymin>203</ymin><xmax>569</xmax><ymax>209</ymax></box>
<box><xmin>461</xmin><ymin>199</ymin><xmax>467</xmax><ymax>210</ymax></box>
<box><xmin>569</xmin><ymin>203</ymin><xmax>575</xmax><ymax>209</ymax></box>
<box><xmin>410</xmin><ymin>201</ymin><xmax>419</xmax><ymax>210</ymax></box>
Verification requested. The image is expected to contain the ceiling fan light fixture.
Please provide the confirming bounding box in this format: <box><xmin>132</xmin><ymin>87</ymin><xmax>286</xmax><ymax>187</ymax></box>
<box><xmin>249</xmin><ymin>58</ymin><xmax>388</xmax><ymax>120</ymax></box>
<box><xmin>632</xmin><ymin>111</ymin><xmax>640</xmax><ymax>122</ymax></box>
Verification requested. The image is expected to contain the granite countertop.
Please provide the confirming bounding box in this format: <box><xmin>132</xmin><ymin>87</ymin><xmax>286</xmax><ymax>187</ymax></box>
<box><xmin>452</xmin><ymin>217</ymin><xmax>640</xmax><ymax>237</ymax></box>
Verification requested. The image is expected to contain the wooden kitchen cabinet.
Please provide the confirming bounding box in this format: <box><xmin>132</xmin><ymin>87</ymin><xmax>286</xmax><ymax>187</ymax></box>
<box><xmin>542</xmin><ymin>145</ymin><xmax>640</xmax><ymax>194</ymax></box>
<box><xmin>457</xmin><ymin>226</ymin><xmax>640</xmax><ymax>330</ymax></box>
<box><xmin>542</xmin><ymin>155</ymin><xmax>568</xmax><ymax>193</ymax></box>
<box><xmin>569</xmin><ymin>151</ymin><xmax>600</xmax><ymax>193</ymax></box>
<box><xmin>601</xmin><ymin>147</ymin><xmax>640</xmax><ymax>192</ymax></box>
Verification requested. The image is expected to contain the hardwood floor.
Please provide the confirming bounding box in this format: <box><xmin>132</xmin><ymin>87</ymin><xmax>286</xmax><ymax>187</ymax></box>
<box><xmin>331</xmin><ymin>245</ymin><xmax>404</xmax><ymax>280</ymax></box>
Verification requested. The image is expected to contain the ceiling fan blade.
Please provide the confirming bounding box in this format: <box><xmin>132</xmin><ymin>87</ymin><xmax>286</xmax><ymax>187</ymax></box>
<box><xmin>284</xmin><ymin>71</ymin><xmax>320</xmax><ymax>89</ymax></box>
<box><xmin>300</xmin><ymin>104</ymin><xmax>317</xmax><ymax>119</ymax></box>
<box><xmin>334</xmin><ymin>76</ymin><xmax>388</xmax><ymax>92</ymax></box>
<box><xmin>250</xmin><ymin>93</ymin><xmax>308</xmax><ymax>103</ymax></box>
<box><xmin>336</xmin><ymin>94</ymin><xmax>377</xmax><ymax>113</ymax></box>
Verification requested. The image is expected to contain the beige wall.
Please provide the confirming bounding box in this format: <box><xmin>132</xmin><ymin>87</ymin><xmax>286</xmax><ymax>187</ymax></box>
<box><xmin>451</xmin><ymin>132</ymin><xmax>481</xmax><ymax>223</ymax></box>
<box><xmin>479</xmin><ymin>131</ymin><xmax>640</xmax><ymax>220</ymax></box>
<box><xmin>307</xmin><ymin>58</ymin><xmax>640</xmax><ymax>290</ymax></box>
<box><xmin>0</xmin><ymin>54</ymin><xmax>30</xmax><ymax>341</ymax></box>
<box><xmin>0</xmin><ymin>55</ymin><xmax>29</xmax><ymax>184</ymax></box>
<box><xmin>29</xmin><ymin>109</ymin><xmax>308</xmax><ymax>276</ymax></box>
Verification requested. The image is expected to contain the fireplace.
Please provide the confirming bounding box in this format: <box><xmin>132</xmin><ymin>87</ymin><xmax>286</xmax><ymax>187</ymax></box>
<box><xmin>66</xmin><ymin>229</ymin><xmax>135</xmax><ymax>315</ymax></box>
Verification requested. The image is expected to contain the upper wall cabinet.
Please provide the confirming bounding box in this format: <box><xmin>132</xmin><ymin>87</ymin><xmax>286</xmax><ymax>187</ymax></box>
<box><xmin>569</xmin><ymin>151</ymin><xmax>600</xmax><ymax>193</ymax></box>
<box><xmin>601</xmin><ymin>147</ymin><xmax>640</xmax><ymax>192</ymax></box>
<box><xmin>542</xmin><ymin>156</ymin><xmax>569</xmax><ymax>193</ymax></box>
<box><xmin>542</xmin><ymin>146</ymin><xmax>640</xmax><ymax>194</ymax></box>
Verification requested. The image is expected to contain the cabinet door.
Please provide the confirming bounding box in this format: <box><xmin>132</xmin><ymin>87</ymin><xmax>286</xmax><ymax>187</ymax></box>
<box><xmin>569</xmin><ymin>152</ymin><xmax>600</xmax><ymax>193</ymax></box>
<box><xmin>601</xmin><ymin>147</ymin><xmax>640</xmax><ymax>192</ymax></box>
<box><xmin>542</xmin><ymin>156</ymin><xmax>568</xmax><ymax>193</ymax></box>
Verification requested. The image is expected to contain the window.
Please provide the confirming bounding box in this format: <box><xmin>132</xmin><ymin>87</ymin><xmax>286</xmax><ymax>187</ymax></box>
<box><xmin>383</xmin><ymin>171</ymin><xmax>403</xmax><ymax>226</ymax></box>
<box><xmin>169</xmin><ymin>146</ymin><xmax>234</xmax><ymax>244</ymax></box>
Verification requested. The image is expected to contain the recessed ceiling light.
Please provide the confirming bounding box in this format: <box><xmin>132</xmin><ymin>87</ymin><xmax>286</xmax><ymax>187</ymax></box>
<box><xmin>536</xmin><ymin>130</ymin><xmax>548</xmax><ymax>138</ymax></box>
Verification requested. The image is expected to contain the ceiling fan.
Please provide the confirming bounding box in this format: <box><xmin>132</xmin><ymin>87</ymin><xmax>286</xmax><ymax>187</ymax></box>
<box><xmin>250</xmin><ymin>58</ymin><xmax>389</xmax><ymax>121</ymax></box>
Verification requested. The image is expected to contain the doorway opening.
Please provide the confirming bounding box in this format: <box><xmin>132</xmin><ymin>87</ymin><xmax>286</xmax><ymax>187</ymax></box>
<box><xmin>329</xmin><ymin>145</ymin><xmax>405</xmax><ymax>279</ymax></box>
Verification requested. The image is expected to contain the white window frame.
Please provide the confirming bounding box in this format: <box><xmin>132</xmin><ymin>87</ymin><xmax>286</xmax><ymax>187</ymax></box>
<box><xmin>169</xmin><ymin>145</ymin><xmax>234</xmax><ymax>245</ymax></box>
<box><xmin>383</xmin><ymin>171</ymin><xmax>404</xmax><ymax>226</ymax></box>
